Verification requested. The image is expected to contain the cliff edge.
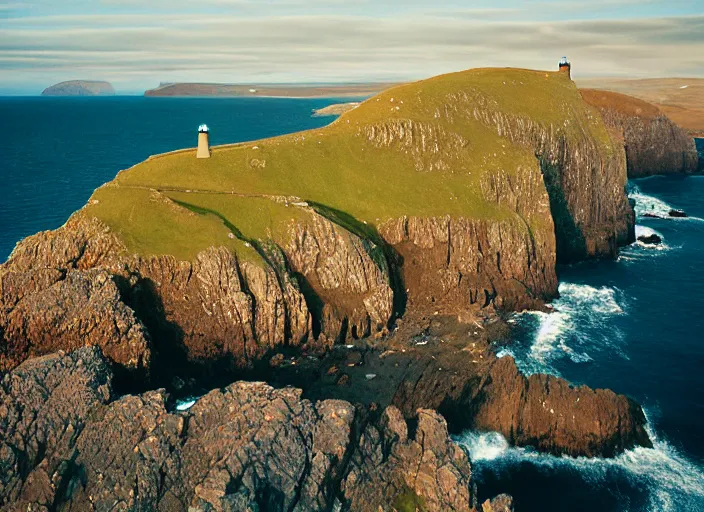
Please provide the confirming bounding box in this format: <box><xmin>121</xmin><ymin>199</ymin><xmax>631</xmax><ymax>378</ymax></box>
<box><xmin>581</xmin><ymin>89</ymin><xmax>699</xmax><ymax>177</ymax></box>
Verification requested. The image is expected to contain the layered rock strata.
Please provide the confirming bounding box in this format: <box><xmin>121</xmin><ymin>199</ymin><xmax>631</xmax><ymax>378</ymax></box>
<box><xmin>581</xmin><ymin>89</ymin><xmax>699</xmax><ymax>178</ymax></box>
<box><xmin>1</xmin><ymin>210</ymin><xmax>393</xmax><ymax>377</ymax></box>
<box><xmin>0</xmin><ymin>346</ymin><xmax>480</xmax><ymax>512</ymax></box>
<box><xmin>457</xmin><ymin>91</ymin><xmax>634</xmax><ymax>262</ymax></box>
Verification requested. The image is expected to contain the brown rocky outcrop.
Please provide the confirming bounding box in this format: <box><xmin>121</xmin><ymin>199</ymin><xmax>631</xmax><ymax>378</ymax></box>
<box><xmin>0</xmin><ymin>267</ymin><xmax>150</xmax><ymax>374</ymax></box>
<box><xmin>581</xmin><ymin>89</ymin><xmax>699</xmax><ymax>178</ymax></box>
<box><xmin>393</xmin><ymin>351</ymin><xmax>651</xmax><ymax>457</ymax></box>
<box><xmin>0</xmin><ymin>347</ymin><xmax>114</xmax><ymax>508</ymax></box>
<box><xmin>343</xmin><ymin>407</ymin><xmax>474</xmax><ymax>511</ymax></box>
<box><xmin>0</xmin><ymin>346</ymin><xmax>482</xmax><ymax>512</ymax></box>
<box><xmin>387</xmin><ymin>320</ymin><xmax>651</xmax><ymax>458</ymax></box>
<box><xmin>1</xmin><ymin>209</ymin><xmax>393</xmax><ymax>378</ymax></box>
<box><xmin>469</xmin><ymin>357</ymin><xmax>651</xmax><ymax>457</ymax></box>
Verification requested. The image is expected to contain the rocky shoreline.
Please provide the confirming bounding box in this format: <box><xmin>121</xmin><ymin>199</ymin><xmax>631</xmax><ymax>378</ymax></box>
<box><xmin>1</xmin><ymin>68</ymin><xmax>693</xmax><ymax>510</ymax></box>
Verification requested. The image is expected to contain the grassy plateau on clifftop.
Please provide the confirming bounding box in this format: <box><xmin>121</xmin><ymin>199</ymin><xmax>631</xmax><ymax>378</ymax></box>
<box><xmin>80</xmin><ymin>68</ymin><xmax>614</xmax><ymax>262</ymax></box>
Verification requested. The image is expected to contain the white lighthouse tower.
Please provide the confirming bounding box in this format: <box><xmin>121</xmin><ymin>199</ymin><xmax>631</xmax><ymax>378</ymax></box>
<box><xmin>197</xmin><ymin>124</ymin><xmax>211</xmax><ymax>159</ymax></box>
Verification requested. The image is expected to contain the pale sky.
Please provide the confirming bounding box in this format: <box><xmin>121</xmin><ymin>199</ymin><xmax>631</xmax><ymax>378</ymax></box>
<box><xmin>1</xmin><ymin>0</ymin><xmax>703</xmax><ymax>94</ymax></box>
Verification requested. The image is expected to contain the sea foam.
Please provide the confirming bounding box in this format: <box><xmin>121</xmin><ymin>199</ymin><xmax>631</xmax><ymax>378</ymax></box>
<box><xmin>505</xmin><ymin>283</ymin><xmax>627</xmax><ymax>375</ymax></box>
<box><xmin>175</xmin><ymin>397</ymin><xmax>199</xmax><ymax>411</ymax></box>
<box><xmin>629</xmin><ymin>184</ymin><xmax>704</xmax><ymax>222</ymax></box>
<box><xmin>456</xmin><ymin>418</ymin><xmax>704</xmax><ymax>512</ymax></box>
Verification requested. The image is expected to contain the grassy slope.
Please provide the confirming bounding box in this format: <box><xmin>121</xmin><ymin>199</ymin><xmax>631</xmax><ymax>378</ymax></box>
<box><xmin>82</xmin><ymin>68</ymin><xmax>612</xmax><ymax>262</ymax></box>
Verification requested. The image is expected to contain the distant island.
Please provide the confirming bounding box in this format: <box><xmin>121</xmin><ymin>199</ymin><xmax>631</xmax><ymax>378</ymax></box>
<box><xmin>42</xmin><ymin>80</ymin><xmax>115</xmax><ymax>96</ymax></box>
<box><xmin>144</xmin><ymin>82</ymin><xmax>397</xmax><ymax>98</ymax></box>
<box><xmin>312</xmin><ymin>102</ymin><xmax>360</xmax><ymax>116</ymax></box>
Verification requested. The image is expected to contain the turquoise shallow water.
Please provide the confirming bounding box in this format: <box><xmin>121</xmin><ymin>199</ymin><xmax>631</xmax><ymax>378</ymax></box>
<box><xmin>1</xmin><ymin>99</ymin><xmax>702</xmax><ymax>511</ymax></box>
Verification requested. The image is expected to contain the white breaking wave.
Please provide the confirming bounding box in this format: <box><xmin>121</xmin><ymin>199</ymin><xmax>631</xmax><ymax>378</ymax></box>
<box><xmin>630</xmin><ymin>184</ymin><xmax>676</xmax><ymax>219</ymax></box>
<box><xmin>456</xmin><ymin>420</ymin><xmax>704</xmax><ymax>512</ymax></box>
<box><xmin>632</xmin><ymin>225</ymin><xmax>671</xmax><ymax>252</ymax></box>
<box><xmin>175</xmin><ymin>397</ymin><xmax>199</xmax><ymax>411</ymax></box>
<box><xmin>507</xmin><ymin>283</ymin><xmax>627</xmax><ymax>375</ymax></box>
<box><xmin>629</xmin><ymin>184</ymin><xmax>703</xmax><ymax>222</ymax></box>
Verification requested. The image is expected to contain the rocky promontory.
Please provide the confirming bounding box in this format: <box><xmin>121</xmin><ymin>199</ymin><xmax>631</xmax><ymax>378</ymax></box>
<box><xmin>0</xmin><ymin>67</ymin><xmax>660</xmax><ymax>509</ymax></box>
<box><xmin>581</xmin><ymin>89</ymin><xmax>699</xmax><ymax>177</ymax></box>
<box><xmin>41</xmin><ymin>80</ymin><xmax>115</xmax><ymax>97</ymax></box>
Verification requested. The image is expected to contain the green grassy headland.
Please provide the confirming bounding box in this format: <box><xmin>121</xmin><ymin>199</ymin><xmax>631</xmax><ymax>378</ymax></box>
<box><xmin>80</xmin><ymin>67</ymin><xmax>614</xmax><ymax>263</ymax></box>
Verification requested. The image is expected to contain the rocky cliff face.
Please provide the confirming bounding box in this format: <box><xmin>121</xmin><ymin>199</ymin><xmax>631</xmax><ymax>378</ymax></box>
<box><xmin>0</xmin><ymin>347</ymin><xmax>484</xmax><ymax>512</ymax></box>
<box><xmin>581</xmin><ymin>89</ymin><xmax>699</xmax><ymax>178</ymax></box>
<box><xmin>380</xmin><ymin>214</ymin><xmax>556</xmax><ymax>317</ymax></box>
<box><xmin>460</xmin><ymin>92</ymin><xmax>634</xmax><ymax>263</ymax></box>
<box><xmin>1</xmin><ymin>209</ymin><xmax>393</xmax><ymax>381</ymax></box>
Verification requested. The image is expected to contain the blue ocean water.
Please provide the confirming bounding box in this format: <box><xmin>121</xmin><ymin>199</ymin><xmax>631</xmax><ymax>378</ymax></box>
<box><xmin>0</xmin><ymin>98</ymin><xmax>702</xmax><ymax>511</ymax></box>
<box><xmin>0</xmin><ymin>96</ymin><xmax>352</xmax><ymax>260</ymax></box>
<box><xmin>463</xmin><ymin>169</ymin><xmax>704</xmax><ymax>511</ymax></box>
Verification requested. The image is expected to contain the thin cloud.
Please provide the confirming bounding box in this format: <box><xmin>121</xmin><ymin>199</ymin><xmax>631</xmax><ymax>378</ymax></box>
<box><xmin>1</xmin><ymin>9</ymin><xmax>702</xmax><ymax>91</ymax></box>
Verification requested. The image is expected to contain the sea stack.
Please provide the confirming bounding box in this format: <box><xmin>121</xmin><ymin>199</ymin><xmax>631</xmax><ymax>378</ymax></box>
<box><xmin>197</xmin><ymin>124</ymin><xmax>210</xmax><ymax>159</ymax></box>
<box><xmin>559</xmin><ymin>56</ymin><xmax>571</xmax><ymax>79</ymax></box>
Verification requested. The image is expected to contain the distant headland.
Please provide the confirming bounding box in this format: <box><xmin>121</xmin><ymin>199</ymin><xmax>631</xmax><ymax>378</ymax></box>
<box><xmin>144</xmin><ymin>82</ymin><xmax>397</xmax><ymax>98</ymax></box>
<box><xmin>577</xmin><ymin>77</ymin><xmax>704</xmax><ymax>137</ymax></box>
<box><xmin>312</xmin><ymin>102</ymin><xmax>360</xmax><ymax>116</ymax></box>
<box><xmin>41</xmin><ymin>80</ymin><xmax>116</xmax><ymax>96</ymax></box>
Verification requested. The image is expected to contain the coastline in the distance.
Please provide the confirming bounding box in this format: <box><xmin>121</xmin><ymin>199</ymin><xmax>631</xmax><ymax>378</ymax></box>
<box><xmin>144</xmin><ymin>82</ymin><xmax>397</xmax><ymax>98</ymax></box>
